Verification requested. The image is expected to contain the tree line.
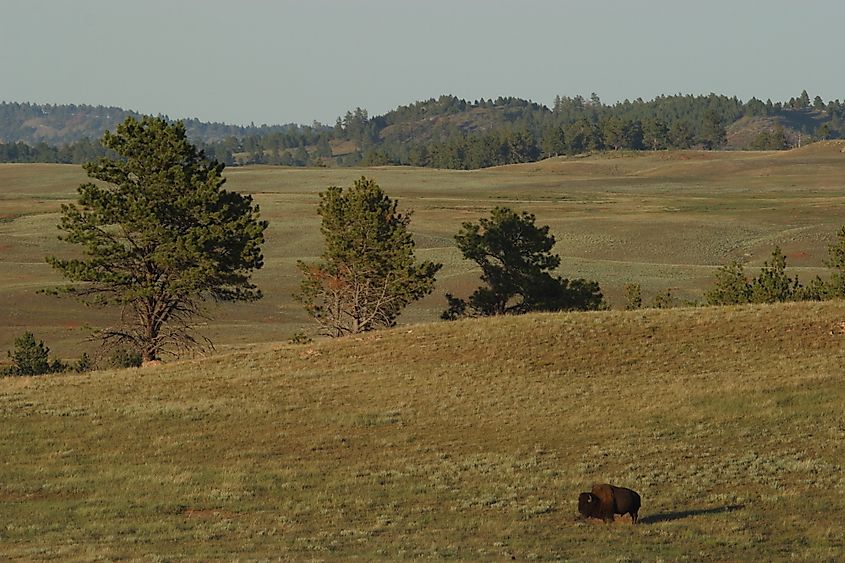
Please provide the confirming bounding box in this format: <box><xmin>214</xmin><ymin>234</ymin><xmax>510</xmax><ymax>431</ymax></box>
<box><xmin>4</xmin><ymin>91</ymin><xmax>845</xmax><ymax>168</ymax></box>
<box><xmin>0</xmin><ymin>101</ymin><xmax>307</xmax><ymax>145</ymax></box>
<box><xmin>5</xmin><ymin>116</ymin><xmax>845</xmax><ymax>375</ymax></box>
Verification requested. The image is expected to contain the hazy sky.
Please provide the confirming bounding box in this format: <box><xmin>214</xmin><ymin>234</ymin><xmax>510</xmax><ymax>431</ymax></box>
<box><xmin>2</xmin><ymin>0</ymin><xmax>843</xmax><ymax>126</ymax></box>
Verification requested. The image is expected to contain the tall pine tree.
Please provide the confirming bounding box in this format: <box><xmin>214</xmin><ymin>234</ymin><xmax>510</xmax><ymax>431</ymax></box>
<box><xmin>47</xmin><ymin>116</ymin><xmax>267</xmax><ymax>361</ymax></box>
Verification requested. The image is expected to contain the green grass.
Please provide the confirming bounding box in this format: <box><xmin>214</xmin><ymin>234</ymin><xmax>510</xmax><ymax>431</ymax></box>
<box><xmin>3</xmin><ymin>144</ymin><xmax>845</xmax><ymax>359</ymax></box>
<box><xmin>2</xmin><ymin>301</ymin><xmax>845</xmax><ymax>559</ymax></box>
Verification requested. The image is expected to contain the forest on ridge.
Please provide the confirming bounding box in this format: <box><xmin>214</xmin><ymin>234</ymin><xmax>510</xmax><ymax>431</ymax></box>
<box><xmin>2</xmin><ymin>90</ymin><xmax>844</xmax><ymax>169</ymax></box>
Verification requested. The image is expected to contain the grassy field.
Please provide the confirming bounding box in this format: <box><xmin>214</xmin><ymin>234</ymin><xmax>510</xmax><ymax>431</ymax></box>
<box><xmin>3</xmin><ymin>147</ymin><xmax>845</xmax><ymax>559</ymax></box>
<box><xmin>1</xmin><ymin>301</ymin><xmax>845</xmax><ymax>559</ymax></box>
<box><xmin>3</xmin><ymin>143</ymin><xmax>845</xmax><ymax>359</ymax></box>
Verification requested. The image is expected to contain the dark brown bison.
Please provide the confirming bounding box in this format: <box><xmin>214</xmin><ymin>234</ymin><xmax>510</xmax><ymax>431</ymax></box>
<box><xmin>578</xmin><ymin>483</ymin><xmax>641</xmax><ymax>524</ymax></box>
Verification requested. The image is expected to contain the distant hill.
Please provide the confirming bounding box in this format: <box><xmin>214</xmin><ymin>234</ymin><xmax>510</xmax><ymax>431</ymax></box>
<box><xmin>726</xmin><ymin>109</ymin><xmax>831</xmax><ymax>149</ymax></box>
<box><xmin>375</xmin><ymin>96</ymin><xmax>548</xmax><ymax>145</ymax></box>
<box><xmin>2</xmin><ymin>92</ymin><xmax>844</xmax><ymax>168</ymax></box>
<box><xmin>0</xmin><ymin>101</ymin><xmax>304</xmax><ymax>145</ymax></box>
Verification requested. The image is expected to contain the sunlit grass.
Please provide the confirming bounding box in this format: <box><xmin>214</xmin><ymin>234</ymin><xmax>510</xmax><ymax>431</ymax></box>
<box><xmin>3</xmin><ymin>145</ymin><xmax>845</xmax><ymax>359</ymax></box>
<box><xmin>2</xmin><ymin>301</ymin><xmax>845</xmax><ymax>558</ymax></box>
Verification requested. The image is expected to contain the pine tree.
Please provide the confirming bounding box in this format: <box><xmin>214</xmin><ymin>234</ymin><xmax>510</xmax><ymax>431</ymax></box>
<box><xmin>750</xmin><ymin>247</ymin><xmax>800</xmax><ymax>303</ymax></box>
<box><xmin>825</xmin><ymin>226</ymin><xmax>845</xmax><ymax>297</ymax></box>
<box><xmin>705</xmin><ymin>261</ymin><xmax>751</xmax><ymax>305</ymax></box>
<box><xmin>296</xmin><ymin>177</ymin><xmax>441</xmax><ymax>336</ymax></box>
<box><xmin>47</xmin><ymin>116</ymin><xmax>267</xmax><ymax>361</ymax></box>
<box><xmin>444</xmin><ymin>207</ymin><xmax>603</xmax><ymax>318</ymax></box>
<box><xmin>642</xmin><ymin>118</ymin><xmax>669</xmax><ymax>150</ymax></box>
<box><xmin>799</xmin><ymin>90</ymin><xmax>811</xmax><ymax>109</ymax></box>
<box><xmin>700</xmin><ymin>110</ymin><xmax>727</xmax><ymax>150</ymax></box>
<box><xmin>668</xmin><ymin>120</ymin><xmax>695</xmax><ymax>149</ymax></box>
<box><xmin>602</xmin><ymin>116</ymin><xmax>625</xmax><ymax>150</ymax></box>
<box><xmin>3</xmin><ymin>332</ymin><xmax>51</xmax><ymax>376</ymax></box>
<box><xmin>540</xmin><ymin>126</ymin><xmax>566</xmax><ymax>158</ymax></box>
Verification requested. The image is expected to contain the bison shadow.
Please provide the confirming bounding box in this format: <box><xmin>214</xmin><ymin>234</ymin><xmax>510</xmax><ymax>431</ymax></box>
<box><xmin>639</xmin><ymin>504</ymin><xmax>744</xmax><ymax>524</ymax></box>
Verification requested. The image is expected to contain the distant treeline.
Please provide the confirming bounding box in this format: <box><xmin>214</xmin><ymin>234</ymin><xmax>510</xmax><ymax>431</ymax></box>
<box><xmin>0</xmin><ymin>101</ymin><xmax>308</xmax><ymax>145</ymax></box>
<box><xmin>0</xmin><ymin>138</ymin><xmax>110</xmax><ymax>164</ymax></box>
<box><xmin>3</xmin><ymin>92</ymin><xmax>845</xmax><ymax>169</ymax></box>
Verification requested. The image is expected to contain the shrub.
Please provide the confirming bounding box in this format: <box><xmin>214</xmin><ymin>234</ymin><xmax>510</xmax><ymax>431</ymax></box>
<box><xmin>289</xmin><ymin>331</ymin><xmax>313</xmax><ymax>345</ymax></box>
<box><xmin>651</xmin><ymin>288</ymin><xmax>677</xmax><ymax>309</ymax></box>
<box><xmin>75</xmin><ymin>353</ymin><xmax>93</xmax><ymax>373</ymax></box>
<box><xmin>624</xmin><ymin>283</ymin><xmax>643</xmax><ymax>310</ymax></box>
<box><xmin>109</xmin><ymin>348</ymin><xmax>143</xmax><ymax>369</ymax></box>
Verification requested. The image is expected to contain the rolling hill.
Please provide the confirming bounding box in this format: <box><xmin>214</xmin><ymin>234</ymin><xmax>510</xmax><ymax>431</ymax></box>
<box><xmin>5</xmin><ymin>144</ymin><xmax>845</xmax><ymax>361</ymax></box>
<box><xmin>1</xmin><ymin>301</ymin><xmax>844</xmax><ymax>559</ymax></box>
<box><xmin>0</xmin><ymin>102</ymin><xmax>303</xmax><ymax>146</ymax></box>
<box><xmin>3</xmin><ymin>133</ymin><xmax>845</xmax><ymax>558</ymax></box>
<box><xmin>3</xmin><ymin>93</ymin><xmax>842</xmax><ymax>169</ymax></box>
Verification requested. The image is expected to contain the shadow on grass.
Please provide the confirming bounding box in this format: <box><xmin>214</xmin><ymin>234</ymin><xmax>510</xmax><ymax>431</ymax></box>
<box><xmin>639</xmin><ymin>504</ymin><xmax>744</xmax><ymax>524</ymax></box>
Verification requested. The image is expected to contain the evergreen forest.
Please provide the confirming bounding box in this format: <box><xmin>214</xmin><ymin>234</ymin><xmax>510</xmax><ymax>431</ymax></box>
<box><xmin>2</xmin><ymin>90</ymin><xmax>844</xmax><ymax>169</ymax></box>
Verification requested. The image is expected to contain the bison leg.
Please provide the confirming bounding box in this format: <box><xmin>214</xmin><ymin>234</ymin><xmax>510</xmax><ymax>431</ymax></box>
<box><xmin>631</xmin><ymin>510</ymin><xmax>638</xmax><ymax>525</ymax></box>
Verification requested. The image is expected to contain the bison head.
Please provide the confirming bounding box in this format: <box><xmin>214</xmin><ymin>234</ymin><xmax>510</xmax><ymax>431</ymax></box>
<box><xmin>578</xmin><ymin>492</ymin><xmax>602</xmax><ymax>519</ymax></box>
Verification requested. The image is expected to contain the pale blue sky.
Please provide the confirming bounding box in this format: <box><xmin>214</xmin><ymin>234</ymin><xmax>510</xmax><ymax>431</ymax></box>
<box><xmin>2</xmin><ymin>0</ymin><xmax>843</xmax><ymax>125</ymax></box>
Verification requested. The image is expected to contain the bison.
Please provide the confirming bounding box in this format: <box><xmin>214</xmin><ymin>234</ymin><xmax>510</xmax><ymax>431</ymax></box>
<box><xmin>578</xmin><ymin>483</ymin><xmax>641</xmax><ymax>524</ymax></box>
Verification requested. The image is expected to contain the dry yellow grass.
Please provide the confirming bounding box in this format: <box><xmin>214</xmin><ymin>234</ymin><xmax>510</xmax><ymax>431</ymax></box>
<box><xmin>4</xmin><ymin>146</ymin><xmax>845</xmax><ymax>362</ymax></box>
<box><xmin>2</xmin><ymin>301</ymin><xmax>845</xmax><ymax>559</ymax></box>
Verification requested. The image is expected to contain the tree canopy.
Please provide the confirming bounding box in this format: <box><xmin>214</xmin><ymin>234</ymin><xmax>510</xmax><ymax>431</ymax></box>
<box><xmin>47</xmin><ymin>116</ymin><xmax>268</xmax><ymax>361</ymax></box>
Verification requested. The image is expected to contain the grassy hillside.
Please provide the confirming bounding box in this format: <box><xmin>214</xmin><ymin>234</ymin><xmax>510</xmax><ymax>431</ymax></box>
<box><xmin>379</xmin><ymin>104</ymin><xmax>541</xmax><ymax>145</ymax></box>
<box><xmin>4</xmin><ymin>145</ymin><xmax>845</xmax><ymax>360</ymax></box>
<box><xmin>2</xmin><ymin>301</ymin><xmax>844</xmax><ymax>559</ymax></box>
<box><xmin>726</xmin><ymin>109</ymin><xmax>829</xmax><ymax>149</ymax></box>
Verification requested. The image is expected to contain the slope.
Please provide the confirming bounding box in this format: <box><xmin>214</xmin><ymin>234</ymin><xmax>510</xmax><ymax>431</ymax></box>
<box><xmin>2</xmin><ymin>301</ymin><xmax>844</xmax><ymax>559</ymax></box>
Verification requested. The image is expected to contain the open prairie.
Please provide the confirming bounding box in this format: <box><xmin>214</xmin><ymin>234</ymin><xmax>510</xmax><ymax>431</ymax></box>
<box><xmin>3</xmin><ymin>147</ymin><xmax>845</xmax><ymax>559</ymax></box>
<box><xmin>1</xmin><ymin>302</ymin><xmax>844</xmax><ymax>559</ymax></box>
<box><xmin>4</xmin><ymin>144</ymin><xmax>845</xmax><ymax>358</ymax></box>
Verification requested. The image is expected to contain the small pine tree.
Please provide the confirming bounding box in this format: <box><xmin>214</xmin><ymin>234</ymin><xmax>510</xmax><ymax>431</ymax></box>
<box><xmin>75</xmin><ymin>352</ymin><xmax>93</xmax><ymax>373</ymax></box>
<box><xmin>750</xmin><ymin>246</ymin><xmax>800</xmax><ymax>303</ymax></box>
<box><xmin>796</xmin><ymin>276</ymin><xmax>829</xmax><ymax>301</ymax></box>
<box><xmin>624</xmin><ymin>283</ymin><xmax>643</xmax><ymax>310</ymax></box>
<box><xmin>109</xmin><ymin>348</ymin><xmax>143</xmax><ymax>369</ymax></box>
<box><xmin>705</xmin><ymin>261</ymin><xmax>751</xmax><ymax>305</ymax></box>
<box><xmin>706</xmin><ymin>247</ymin><xmax>803</xmax><ymax>306</ymax></box>
<box><xmin>296</xmin><ymin>177</ymin><xmax>441</xmax><ymax>336</ymax></box>
<box><xmin>3</xmin><ymin>332</ymin><xmax>51</xmax><ymax>376</ymax></box>
<box><xmin>650</xmin><ymin>288</ymin><xmax>677</xmax><ymax>309</ymax></box>
<box><xmin>824</xmin><ymin>226</ymin><xmax>845</xmax><ymax>297</ymax></box>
